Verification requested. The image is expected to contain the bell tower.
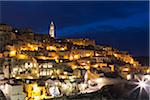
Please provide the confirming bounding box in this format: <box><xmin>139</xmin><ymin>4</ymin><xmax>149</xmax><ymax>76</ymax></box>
<box><xmin>49</xmin><ymin>21</ymin><xmax>55</xmax><ymax>38</ymax></box>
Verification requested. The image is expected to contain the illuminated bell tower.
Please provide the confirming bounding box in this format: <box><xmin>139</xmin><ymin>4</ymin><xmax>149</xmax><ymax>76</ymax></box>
<box><xmin>49</xmin><ymin>21</ymin><xmax>55</xmax><ymax>38</ymax></box>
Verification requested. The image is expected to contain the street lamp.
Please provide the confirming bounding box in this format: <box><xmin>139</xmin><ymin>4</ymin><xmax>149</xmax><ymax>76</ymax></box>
<box><xmin>131</xmin><ymin>77</ymin><xmax>150</xmax><ymax>100</ymax></box>
<box><xmin>138</xmin><ymin>80</ymin><xmax>146</xmax><ymax>89</ymax></box>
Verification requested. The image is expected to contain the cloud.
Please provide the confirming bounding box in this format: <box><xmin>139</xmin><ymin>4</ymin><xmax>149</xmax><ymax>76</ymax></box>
<box><xmin>57</xmin><ymin>11</ymin><xmax>148</xmax><ymax>37</ymax></box>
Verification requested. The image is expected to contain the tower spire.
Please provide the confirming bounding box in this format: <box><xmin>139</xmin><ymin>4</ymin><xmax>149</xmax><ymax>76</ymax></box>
<box><xmin>49</xmin><ymin>21</ymin><xmax>55</xmax><ymax>38</ymax></box>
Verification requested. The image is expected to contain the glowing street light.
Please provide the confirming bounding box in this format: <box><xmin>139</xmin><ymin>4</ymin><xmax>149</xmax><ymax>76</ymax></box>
<box><xmin>9</xmin><ymin>50</ymin><xmax>16</xmax><ymax>57</ymax></box>
<box><xmin>138</xmin><ymin>80</ymin><xmax>146</xmax><ymax>88</ymax></box>
<box><xmin>130</xmin><ymin>76</ymin><xmax>150</xmax><ymax>99</ymax></box>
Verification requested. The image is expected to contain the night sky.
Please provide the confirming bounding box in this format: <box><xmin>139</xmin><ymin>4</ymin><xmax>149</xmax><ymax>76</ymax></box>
<box><xmin>0</xmin><ymin>1</ymin><xmax>149</xmax><ymax>57</ymax></box>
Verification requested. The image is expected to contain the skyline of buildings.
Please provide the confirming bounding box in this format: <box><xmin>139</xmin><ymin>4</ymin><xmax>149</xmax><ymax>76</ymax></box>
<box><xmin>0</xmin><ymin>1</ymin><xmax>149</xmax><ymax>99</ymax></box>
<box><xmin>0</xmin><ymin>22</ymin><xmax>149</xmax><ymax>100</ymax></box>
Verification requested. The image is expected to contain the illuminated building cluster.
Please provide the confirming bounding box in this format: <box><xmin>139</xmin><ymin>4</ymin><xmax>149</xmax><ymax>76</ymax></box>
<box><xmin>0</xmin><ymin>23</ymin><xmax>149</xmax><ymax>100</ymax></box>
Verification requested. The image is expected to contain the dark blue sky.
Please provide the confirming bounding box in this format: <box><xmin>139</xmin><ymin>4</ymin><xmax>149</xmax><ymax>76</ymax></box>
<box><xmin>0</xmin><ymin>1</ymin><xmax>149</xmax><ymax>56</ymax></box>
